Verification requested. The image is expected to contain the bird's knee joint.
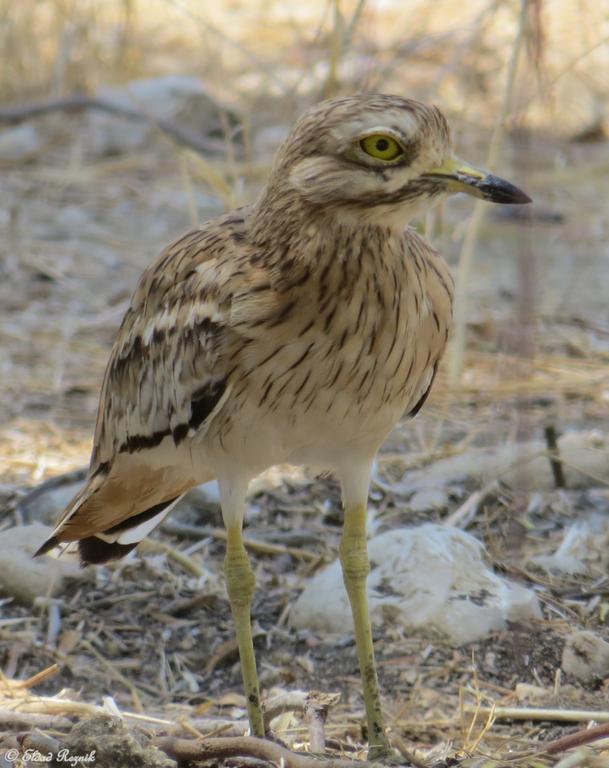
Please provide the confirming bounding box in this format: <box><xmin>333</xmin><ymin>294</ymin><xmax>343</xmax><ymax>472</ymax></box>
<box><xmin>225</xmin><ymin>550</ymin><xmax>256</xmax><ymax>606</ymax></box>
<box><xmin>339</xmin><ymin>534</ymin><xmax>370</xmax><ymax>582</ymax></box>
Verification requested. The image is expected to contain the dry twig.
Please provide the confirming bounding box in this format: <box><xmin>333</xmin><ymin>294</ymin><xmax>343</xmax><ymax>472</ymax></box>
<box><xmin>0</xmin><ymin>710</ymin><xmax>72</xmax><ymax>729</ymax></box>
<box><xmin>208</xmin><ymin>526</ymin><xmax>320</xmax><ymax>562</ymax></box>
<box><xmin>443</xmin><ymin>480</ymin><xmax>500</xmax><ymax>528</ymax></box>
<box><xmin>468</xmin><ymin>705</ymin><xmax>609</xmax><ymax>723</ymax></box>
<box><xmin>544</xmin><ymin>424</ymin><xmax>566</xmax><ymax>488</ymax></box>
<box><xmin>164</xmin><ymin>519</ymin><xmax>321</xmax><ymax>561</ymax></box>
<box><xmin>303</xmin><ymin>692</ymin><xmax>341</xmax><ymax>753</ymax></box>
<box><xmin>536</xmin><ymin>721</ymin><xmax>609</xmax><ymax>755</ymax></box>
<box><xmin>0</xmin><ymin>95</ymin><xmax>228</xmax><ymax>157</ymax></box>
<box><xmin>155</xmin><ymin>735</ymin><xmax>380</xmax><ymax>767</ymax></box>
<box><xmin>138</xmin><ymin>538</ymin><xmax>206</xmax><ymax>578</ymax></box>
<box><xmin>264</xmin><ymin>690</ymin><xmax>312</xmax><ymax>727</ymax></box>
<box><xmin>0</xmin><ymin>664</ymin><xmax>60</xmax><ymax>693</ymax></box>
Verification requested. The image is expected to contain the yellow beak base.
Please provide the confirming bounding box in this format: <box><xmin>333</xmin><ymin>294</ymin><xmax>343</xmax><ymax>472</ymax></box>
<box><xmin>422</xmin><ymin>157</ymin><xmax>531</xmax><ymax>205</ymax></box>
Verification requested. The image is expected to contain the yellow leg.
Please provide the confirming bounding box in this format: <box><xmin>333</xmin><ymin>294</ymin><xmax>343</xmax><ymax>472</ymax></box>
<box><xmin>340</xmin><ymin>503</ymin><xmax>391</xmax><ymax>760</ymax></box>
<box><xmin>225</xmin><ymin>524</ymin><xmax>265</xmax><ymax>737</ymax></box>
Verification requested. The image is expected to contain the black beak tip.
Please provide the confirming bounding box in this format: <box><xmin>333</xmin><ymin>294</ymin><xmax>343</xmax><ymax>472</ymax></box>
<box><xmin>480</xmin><ymin>174</ymin><xmax>532</xmax><ymax>205</ymax></box>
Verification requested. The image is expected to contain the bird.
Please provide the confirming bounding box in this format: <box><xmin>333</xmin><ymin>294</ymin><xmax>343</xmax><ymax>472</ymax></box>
<box><xmin>36</xmin><ymin>94</ymin><xmax>530</xmax><ymax>760</ymax></box>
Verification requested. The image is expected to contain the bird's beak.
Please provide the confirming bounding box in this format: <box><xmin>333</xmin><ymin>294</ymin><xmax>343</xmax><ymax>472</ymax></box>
<box><xmin>421</xmin><ymin>156</ymin><xmax>532</xmax><ymax>204</ymax></box>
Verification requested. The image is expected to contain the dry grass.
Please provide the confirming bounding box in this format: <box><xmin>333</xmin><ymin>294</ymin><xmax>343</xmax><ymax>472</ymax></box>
<box><xmin>1</xmin><ymin>1</ymin><xmax>609</xmax><ymax>130</ymax></box>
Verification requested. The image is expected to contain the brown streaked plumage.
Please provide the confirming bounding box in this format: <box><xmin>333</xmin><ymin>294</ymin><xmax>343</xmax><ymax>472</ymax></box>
<box><xmin>37</xmin><ymin>94</ymin><xmax>530</xmax><ymax>758</ymax></box>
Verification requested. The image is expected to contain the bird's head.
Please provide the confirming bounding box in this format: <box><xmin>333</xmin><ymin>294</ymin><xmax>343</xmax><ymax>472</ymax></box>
<box><xmin>270</xmin><ymin>94</ymin><xmax>530</xmax><ymax>228</ymax></box>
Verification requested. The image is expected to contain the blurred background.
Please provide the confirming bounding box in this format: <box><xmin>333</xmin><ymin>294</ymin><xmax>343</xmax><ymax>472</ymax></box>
<box><xmin>1</xmin><ymin>0</ymin><xmax>608</xmax><ymax>482</ymax></box>
<box><xmin>2</xmin><ymin>0</ymin><xmax>609</xmax><ymax>757</ymax></box>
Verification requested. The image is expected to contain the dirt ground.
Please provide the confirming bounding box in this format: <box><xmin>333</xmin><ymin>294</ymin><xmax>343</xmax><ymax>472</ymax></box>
<box><xmin>2</xmin><ymin>9</ymin><xmax>609</xmax><ymax>763</ymax></box>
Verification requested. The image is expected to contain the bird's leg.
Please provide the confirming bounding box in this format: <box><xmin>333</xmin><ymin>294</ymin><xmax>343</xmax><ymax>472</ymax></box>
<box><xmin>339</xmin><ymin>502</ymin><xmax>390</xmax><ymax>759</ymax></box>
<box><xmin>224</xmin><ymin>522</ymin><xmax>264</xmax><ymax>736</ymax></box>
<box><xmin>220</xmin><ymin>475</ymin><xmax>265</xmax><ymax>738</ymax></box>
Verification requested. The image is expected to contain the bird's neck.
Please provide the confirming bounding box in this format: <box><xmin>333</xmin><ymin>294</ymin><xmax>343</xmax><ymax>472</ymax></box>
<box><xmin>249</xmin><ymin>181</ymin><xmax>407</xmax><ymax>252</ymax></box>
<box><xmin>250</xmin><ymin>182</ymin><xmax>315</xmax><ymax>248</ymax></box>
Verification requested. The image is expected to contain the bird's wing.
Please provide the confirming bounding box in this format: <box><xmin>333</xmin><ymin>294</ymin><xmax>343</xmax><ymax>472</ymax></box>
<box><xmin>91</xmin><ymin>226</ymin><xmax>237</xmax><ymax>472</ymax></box>
<box><xmin>38</xmin><ymin>211</ymin><xmax>285</xmax><ymax>550</ymax></box>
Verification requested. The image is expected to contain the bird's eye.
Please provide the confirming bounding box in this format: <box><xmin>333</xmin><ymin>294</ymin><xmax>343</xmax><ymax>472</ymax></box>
<box><xmin>360</xmin><ymin>134</ymin><xmax>403</xmax><ymax>161</ymax></box>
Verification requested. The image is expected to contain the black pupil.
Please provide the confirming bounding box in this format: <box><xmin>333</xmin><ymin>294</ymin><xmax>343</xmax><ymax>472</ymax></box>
<box><xmin>376</xmin><ymin>138</ymin><xmax>390</xmax><ymax>152</ymax></box>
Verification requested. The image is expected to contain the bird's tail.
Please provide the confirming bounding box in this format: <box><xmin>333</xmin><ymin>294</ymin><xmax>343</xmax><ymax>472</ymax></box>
<box><xmin>34</xmin><ymin>459</ymin><xmax>198</xmax><ymax>565</ymax></box>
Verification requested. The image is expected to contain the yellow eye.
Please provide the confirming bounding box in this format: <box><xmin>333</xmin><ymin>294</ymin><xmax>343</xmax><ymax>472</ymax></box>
<box><xmin>360</xmin><ymin>134</ymin><xmax>403</xmax><ymax>161</ymax></box>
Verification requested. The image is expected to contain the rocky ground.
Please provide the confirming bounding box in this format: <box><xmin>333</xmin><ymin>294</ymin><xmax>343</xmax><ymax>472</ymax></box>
<box><xmin>1</xmin><ymin>77</ymin><xmax>609</xmax><ymax>767</ymax></box>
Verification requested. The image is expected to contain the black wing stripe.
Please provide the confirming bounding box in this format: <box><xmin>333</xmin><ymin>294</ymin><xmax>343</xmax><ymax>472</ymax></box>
<box><xmin>189</xmin><ymin>379</ymin><xmax>226</xmax><ymax>431</ymax></box>
<box><xmin>118</xmin><ymin>377</ymin><xmax>227</xmax><ymax>453</ymax></box>
<box><xmin>407</xmin><ymin>364</ymin><xmax>438</xmax><ymax>418</ymax></box>
<box><xmin>102</xmin><ymin>496</ymin><xmax>180</xmax><ymax>535</ymax></box>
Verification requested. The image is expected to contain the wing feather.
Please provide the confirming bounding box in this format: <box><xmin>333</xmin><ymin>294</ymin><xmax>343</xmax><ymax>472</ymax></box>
<box><xmin>39</xmin><ymin>209</ymin><xmax>279</xmax><ymax>549</ymax></box>
<box><xmin>91</xmin><ymin>221</ymin><xmax>245</xmax><ymax>470</ymax></box>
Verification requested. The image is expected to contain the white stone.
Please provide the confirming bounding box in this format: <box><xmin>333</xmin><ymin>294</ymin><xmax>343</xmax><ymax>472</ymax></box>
<box><xmin>85</xmin><ymin>75</ymin><xmax>236</xmax><ymax>157</ymax></box>
<box><xmin>0</xmin><ymin>123</ymin><xmax>43</xmax><ymax>161</ymax></box>
<box><xmin>98</xmin><ymin>75</ymin><xmax>223</xmax><ymax>125</ymax></box>
<box><xmin>390</xmin><ymin>431</ymin><xmax>609</xmax><ymax>497</ymax></box>
<box><xmin>20</xmin><ymin>481</ymin><xmax>83</xmax><ymax>525</ymax></box>
<box><xmin>408</xmin><ymin>487</ymin><xmax>448</xmax><ymax>512</ymax></box>
<box><xmin>532</xmin><ymin>521</ymin><xmax>592</xmax><ymax>574</ymax></box>
<box><xmin>532</xmin><ymin>516</ymin><xmax>609</xmax><ymax>575</ymax></box>
<box><xmin>290</xmin><ymin>524</ymin><xmax>540</xmax><ymax>644</ymax></box>
<box><xmin>562</xmin><ymin>630</ymin><xmax>609</xmax><ymax>682</ymax></box>
<box><xmin>0</xmin><ymin>523</ymin><xmax>92</xmax><ymax>604</ymax></box>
